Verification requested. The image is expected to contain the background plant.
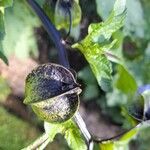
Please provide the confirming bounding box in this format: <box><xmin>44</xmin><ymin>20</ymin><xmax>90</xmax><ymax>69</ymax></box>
<box><xmin>0</xmin><ymin>0</ymin><xmax>150</xmax><ymax>150</ymax></box>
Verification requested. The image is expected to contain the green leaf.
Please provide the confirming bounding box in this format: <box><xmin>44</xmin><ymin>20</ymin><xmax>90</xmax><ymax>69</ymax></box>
<box><xmin>0</xmin><ymin>43</ymin><xmax>8</xmax><ymax>64</ymax></box>
<box><xmin>130</xmin><ymin>125</ymin><xmax>150</xmax><ymax>150</ymax></box>
<box><xmin>44</xmin><ymin>120</ymin><xmax>87</xmax><ymax>150</ymax></box>
<box><xmin>0</xmin><ymin>6</ymin><xmax>6</xmax><ymax>64</ymax></box>
<box><xmin>0</xmin><ymin>0</ymin><xmax>13</xmax><ymax>64</ymax></box>
<box><xmin>0</xmin><ymin>10</ymin><xmax>5</xmax><ymax>39</ymax></box>
<box><xmin>64</xmin><ymin>124</ymin><xmax>87</xmax><ymax>150</ymax></box>
<box><xmin>73</xmin><ymin>0</ymin><xmax>126</xmax><ymax>91</ymax></box>
<box><xmin>36</xmin><ymin>0</ymin><xmax>45</xmax><ymax>6</ymax></box>
<box><xmin>78</xmin><ymin>66</ymin><xmax>99</xmax><ymax>101</ymax></box>
<box><xmin>0</xmin><ymin>106</ymin><xmax>40</xmax><ymax>150</ymax></box>
<box><xmin>2</xmin><ymin>0</ymin><xmax>40</xmax><ymax>59</ymax></box>
<box><xmin>125</xmin><ymin>0</ymin><xmax>145</xmax><ymax>38</ymax></box>
<box><xmin>142</xmin><ymin>0</ymin><xmax>150</xmax><ymax>40</ymax></box>
<box><xmin>0</xmin><ymin>9</ymin><xmax>8</xmax><ymax>64</ymax></box>
<box><xmin>123</xmin><ymin>42</ymin><xmax>150</xmax><ymax>85</ymax></box>
<box><xmin>96</xmin><ymin>0</ymin><xmax>149</xmax><ymax>40</ymax></box>
<box><xmin>99</xmin><ymin>124</ymin><xmax>150</xmax><ymax>150</ymax></box>
<box><xmin>0</xmin><ymin>76</ymin><xmax>11</xmax><ymax>101</ymax></box>
<box><xmin>43</xmin><ymin>1</ymin><xmax>55</xmax><ymax>24</ymax></box>
<box><xmin>44</xmin><ymin>122</ymin><xmax>64</xmax><ymax>142</ymax></box>
<box><xmin>0</xmin><ymin>0</ymin><xmax>13</xmax><ymax>39</ymax></box>
<box><xmin>108</xmin><ymin>121</ymin><xmax>150</xmax><ymax>150</ymax></box>
<box><xmin>95</xmin><ymin>0</ymin><xmax>115</xmax><ymax>20</ymax></box>
<box><xmin>99</xmin><ymin>142</ymin><xmax>114</xmax><ymax>150</ymax></box>
<box><xmin>106</xmin><ymin>64</ymin><xmax>137</xmax><ymax>108</ymax></box>
<box><xmin>99</xmin><ymin>127</ymin><xmax>138</xmax><ymax>150</ymax></box>
<box><xmin>0</xmin><ymin>0</ymin><xmax>13</xmax><ymax>8</ymax></box>
<box><xmin>115</xmin><ymin>65</ymin><xmax>137</xmax><ymax>95</ymax></box>
<box><xmin>106</xmin><ymin>89</ymin><xmax>127</xmax><ymax>106</ymax></box>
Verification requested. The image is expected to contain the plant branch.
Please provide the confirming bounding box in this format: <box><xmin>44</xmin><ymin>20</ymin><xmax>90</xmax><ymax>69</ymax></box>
<box><xmin>73</xmin><ymin>112</ymin><xmax>94</xmax><ymax>150</ymax></box>
<box><xmin>27</xmin><ymin>0</ymin><xmax>70</xmax><ymax>69</ymax></box>
<box><xmin>22</xmin><ymin>133</ymin><xmax>49</xmax><ymax>150</ymax></box>
<box><xmin>92</xmin><ymin>127</ymin><xmax>135</xmax><ymax>143</ymax></box>
<box><xmin>37</xmin><ymin>137</ymin><xmax>51</xmax><ymax>150</ymax></box>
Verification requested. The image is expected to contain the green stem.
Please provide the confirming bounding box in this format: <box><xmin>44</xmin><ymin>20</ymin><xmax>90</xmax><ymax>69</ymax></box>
<box><xmin>22</xmin><ymin>133</ymin><xmax>49</xmax><ymax>150</ymax></box>
<box><xmin>37</xmin><ymin>137</ymin><xmax>51</xmax><ymax>150</ymax></box>
<box><xmin>73</xmin><ymin>112</ymin><xmax>94</xmax><ymax>150</ymax></box>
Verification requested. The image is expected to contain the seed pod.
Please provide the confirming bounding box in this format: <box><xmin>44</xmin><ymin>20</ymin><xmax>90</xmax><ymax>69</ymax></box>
<box><xmin>24</xmin><ymin>63</ymin><xmax>81</xmax><ymax>123</ymax></box>
<box><xmin>127</xmin><ymin>85</ymin><xmax>150</xmax><ymax>122</ymax></box>
<box><xmin>54</xmin><ymin>0</ymin><xmax>81</xmax><ymax>29</ymax></box>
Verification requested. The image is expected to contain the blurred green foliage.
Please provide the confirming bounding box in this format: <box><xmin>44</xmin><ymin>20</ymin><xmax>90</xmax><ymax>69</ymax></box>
<box><xmin>78</xmin><ymin>66</ymin><xmax>99</xmax><ymax>101</ymax></box>
<box><xmin>0</xmin><ymin>0</ymin><xmax>13</xmax><ymax>64</ymax></box>
<box><xmin>2</xmin><ymin>0</ymin><xmax>40</xmax><ymax>59</ymax></box>
<box><xmin>0</xmin><ymin>76</ymin><xmax>11</xmax><ymax>102</ymax></box>
<box><xmin>0</xmin><ymin>106</ymin><xmax>39</xmax><ymax>150</ymax></box>
<box><xmin>0</xmin><ymin>0</ymin><xmax>150</xmax><ymax>149</ymax></box>
<box><xmin>99</xmin><ymin>127</ymin><xmax>137</xmax><ymax>150</ymax></box>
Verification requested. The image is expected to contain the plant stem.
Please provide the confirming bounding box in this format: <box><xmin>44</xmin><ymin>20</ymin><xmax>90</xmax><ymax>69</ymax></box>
<box><xmin>73</xmin><ymin>112</ymin><xmax>94</xmax><ymax>150</ymax></box>
<box><xmin>37</xmin><ymin>137</ymin><xmax>51</xmax><ymax>150</ymax></box>
<box><xmin>27</xmin><ymin>0</ymin><xmax>70</xmax><ymax>69</ymax></box>
<box><xmin>22</xmin><ymin>133</ymin><xmax>49</xmax><ymax>150</ymax></box>
<box><xmin>93</xmin><ymin>127</ymin><xmax>135</xmax><ymax>143</ymax></box>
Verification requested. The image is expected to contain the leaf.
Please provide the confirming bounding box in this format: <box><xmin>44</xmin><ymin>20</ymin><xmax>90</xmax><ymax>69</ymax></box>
<box><xmin>115</xmin><ymin>65</ymin><xmax>137</xmax><ymax>95</ymax></box>
<box><xmin>123</xmin><ymin>42</ymin><xmax>150</xmax><ymax>86</ymax></box>
<box><xmin>0</xmin><ymin>43</ymin><xmax>8</xmax><ymax>65</ymax></box>
<box><xmin>0</xmin><ymin>0</ymin><xmax>13</xmax><ymax>8</ymax></box>
<box><xmin>78</xmin><ymin>66</ymin><xmax>99</xmax><ymax>101</ymax></box>
<box><xmin>99</xmin><ymin>120</ymin><xmax>150</xmax><ymax>150</ymax></box>
<box><xmin>125</xmin><ymin>0</ymin><xmax>145</xmax><ymax>38</ymax></box>
<box><xmin>0</xmin><ymin>10</ymin><xmax>5</xmax><ymax>39</ymax></box>
<box><xmin>131</xmin><ymin>125</ymin><xmax>150</xmax><ymax>150</ymax></box>
<box><xmin>106</xmin><ymin>89</ymin><xmax>127</xmax><ymax>106</ymax></box>
<box><xmin>96</xmin><ymin>0</ymin><xmax>149</xmax><ymax>40</ymax></box>
<box><xmin>44</xmin><ymin>120</ymin><xmax>87</xmax><ymax>150</ymax></box>
<box><xmin>99</xmin><ymin>127</ymin><xmax>138</xmax><ymax>150</ymax></box>
<box><xmin>2</xmin><ymin>0</ymin><xmax>40</xmax><ymax>59</ymax></box>
<box><xmin>106</xmin><ymin>63</ymin><xmax>137</xmax><ymax>108</ymax></box>
<box><xmin>0</xmin><ymin>106</ymin><xmax>40</xmax><ymax>150</ymax></box>
<box><xmin>0</xmin><ymin>0</ymin><xmax>13</xmax><ymax>64</ymax></box>
<box><xmin>95</xmin><ymin>0</ymin><xmax>115</xmax><ymax>20</ymax></box>
<box><xmin>36</xmin><ymin>0</ymin><xmax>45</xmax><ymax>6</ymax></box>
<box><xmin>64</xmin><ymin>126</ymin><xmax>87</xmax><ymax>150</ymax></box>
<box><xmin>142</xmin><ymin>0</ymin><xmax>150</xmax><ymax>40</ymax></box>
<box><xmin>73</xmin><ymin>0</ymin><xmax>126</xmax><ymax>91</ymax></box>
<box><xmin>44</xmin><ymin>122</ymin><xmax>64</xmax><ymax>142</ymax></box>
<box><xmin>0</xmin><ymin>76</ymin><xmax>11</xmax><ymax>101</ymax></box>
<box><xmin>0</xmin><ymin>11</ymin><xmax>7</xmax><ymax>64</ymax></box>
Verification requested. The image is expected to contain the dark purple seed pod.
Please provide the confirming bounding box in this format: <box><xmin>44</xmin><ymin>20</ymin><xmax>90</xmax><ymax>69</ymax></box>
<box><xmin>127</xmin><ymin>85</ymin><xmax>150</xmax><ymax>122</ymax></box>
<box><xmin>24</xmin><ymin>63</ymin><xmax>81</xmax><ymax>123</ymax></box>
